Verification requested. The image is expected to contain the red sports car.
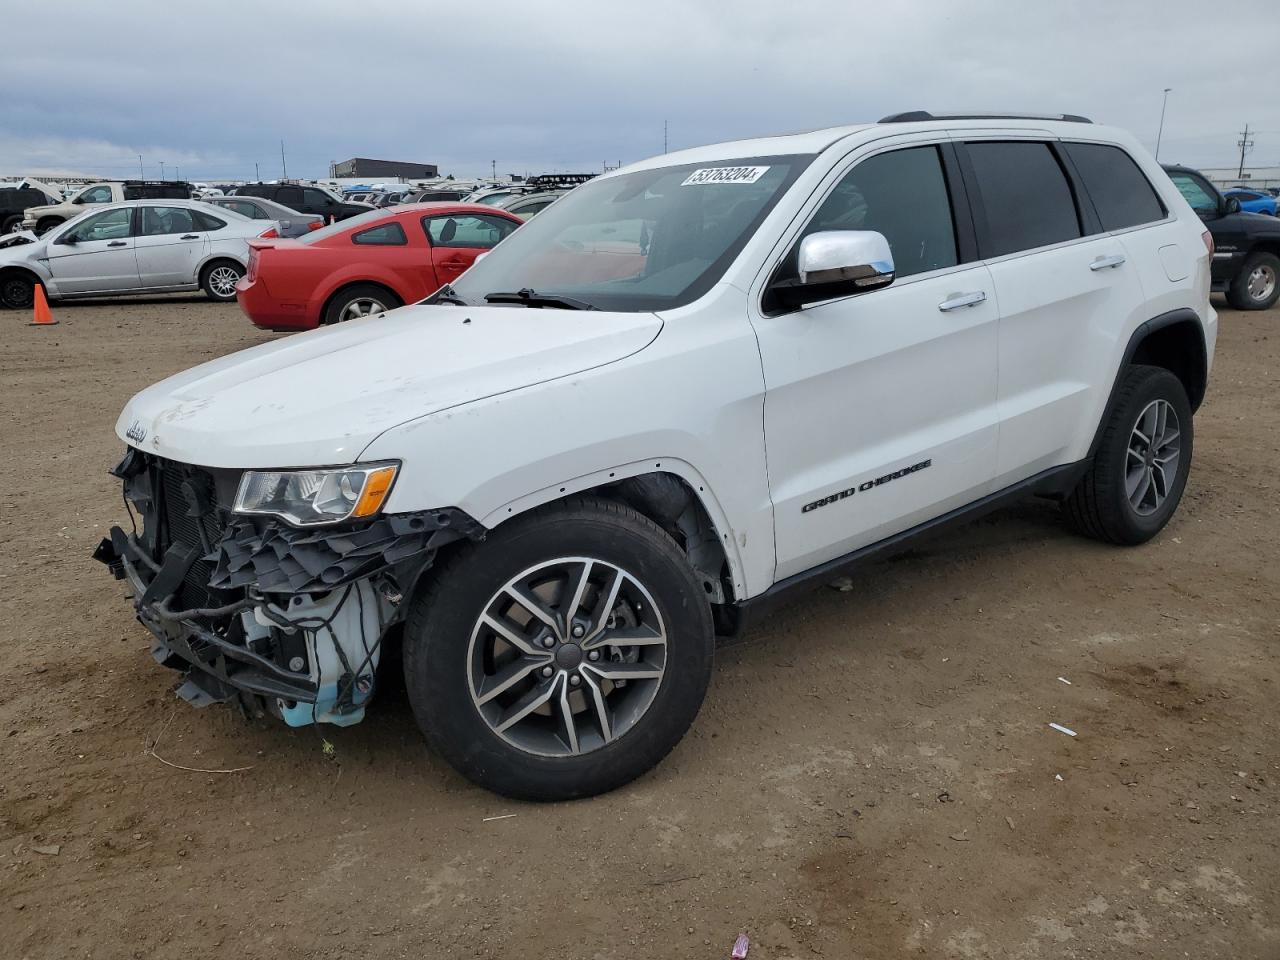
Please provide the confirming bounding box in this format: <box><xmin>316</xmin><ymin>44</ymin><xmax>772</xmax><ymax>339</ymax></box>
<box><xmin>235</xmin><ymin>203</ymin><xmax>523</xmax><ymax>331</ymax></box>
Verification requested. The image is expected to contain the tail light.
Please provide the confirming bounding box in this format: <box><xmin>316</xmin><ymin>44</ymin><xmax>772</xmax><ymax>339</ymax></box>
<box><xmin>1201</xmin><ymin>230</ymin><xmax>1214</xmax><ymax>256</ymax></box>
<box><xmin>306</xmin><ymin>220</ymin><xmax>324</xmax><ymax>231</ymax></box>
<box><xmin>246</xmin><ymin>249</ymin><xmax>259</xmax><ymax>282</ymax></box>
<box><xmin>258</xmin><ymin>227</ymin><xmax>279</xmax><ymax>239</ymax></box>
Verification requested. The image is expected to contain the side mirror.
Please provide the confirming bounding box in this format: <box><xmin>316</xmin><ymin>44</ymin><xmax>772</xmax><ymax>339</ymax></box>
<box><xmin>1222</xmin><ymin>196</ymin><xmax>1241</xmax><ymax>215</ymax></box>
<box><xmin>767</xmin><ymin>230</ymin><xmax>895</xmax><ymax>311</ymax></box>
<box><xmin>56</xmin><ymin>233</ymin><xmax>78</xmax><ymax>245</ymax></box>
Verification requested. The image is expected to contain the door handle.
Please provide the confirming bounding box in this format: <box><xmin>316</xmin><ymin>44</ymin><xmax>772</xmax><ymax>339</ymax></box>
<box><xmin>180</xmin><ymin>234</ymin><xmax>199</xmax><ymax>240</ymax></box>
<box><xmin>938</xmin><ymin>291</ymin><xmax>986</xmax><ymax>312</ymax></box>
<box><xmin>107</xmin><ymin>240</ymin><xmax>127</xmax><ymax>247</ymax></box>
<box><xmin>1090</xmin><ymin>254</ymin><xmax>1126</xmax><ymax>271</ymax></box>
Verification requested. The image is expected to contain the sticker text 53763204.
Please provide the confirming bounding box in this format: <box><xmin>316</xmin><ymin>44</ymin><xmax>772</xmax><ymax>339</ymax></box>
<box><xmin>681</xmin><ymin>166</ymin><xmax>770</xmax><ymax>186</ymax></box>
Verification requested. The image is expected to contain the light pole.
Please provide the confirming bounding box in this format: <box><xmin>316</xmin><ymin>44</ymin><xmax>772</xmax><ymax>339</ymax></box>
<box><xmin>1155</xmin><ymin>88</ymin><xmax>1172</xmax><ymax>161</ymax></box>
<box><xmin>160</xmin><ymin>161</ymin><xmax>166</xmax><ymax>181</ymax></box>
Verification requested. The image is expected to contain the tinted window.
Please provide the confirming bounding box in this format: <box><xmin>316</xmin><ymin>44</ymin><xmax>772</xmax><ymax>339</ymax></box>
<box><xmin>65</xmin><ymin>207</ymin><xmax>132</xmax><ymax>242</ymax></box>
<box><xmin>302</xmin><ymin>188</ymin><xmax>334</xmax><ymax>207</ymax></box>
<box><xmin>423</xmin><ymin>213</ymin><xmax>519</xmax><ymax>248</ymax></box>
<box><xmin>140</xmin><ymin>206</ymin><xmax>197</xmax><ymax>236</ymax></box>
<box><xmin>791</xmin><ymin>145</ymin><xmax>958</xmax><ymax>279</ymax></box>
<box><xmin>1168</xmin><ymin>173</ymin><xmax>1218</xmax><ymax>215</ymax></box>
<box><xmin>1063</xmin><ymin>142</ymin><xmax>1166</xmax><ymax>232</ymax></box>
<box><xmin>276</xmin><ymin>186</ymin><xmax>303</xmax><ymax>208</ymax></box>
<box><xmin>223</xmin><ymin>199</ymin><xmax>265</xmax><ymax>219</ymax></box>
<box><xmin>353</xmin><ymin>221</ymin><xmax>407</xmax><ymax>245</ymax></box>
<box><xmin>966</xmin><ymin>141</ymin><xmax>1081</xmax><ymax>257</ymax></box>
<box><xmin>194</xmin><ymin>212</ymin><xmax>227</xmax><ymax>231</ymax></box>
<box><xmin>508</xmin><ymin>199</ymin><xmax>555</xmax><ymax>218</ymax></box>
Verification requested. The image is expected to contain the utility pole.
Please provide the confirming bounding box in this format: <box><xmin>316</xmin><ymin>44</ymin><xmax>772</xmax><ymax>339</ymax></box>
<box><xmin>280</xmin><ymin>140</ymin><xmax>288</xmax><ymax>179</ymax></box>
<box><xmin>1237</xmin><ymin>123</ymin><xmax>1254</xmax><ymax>178</ymax></box>
<box><xmin>254</xmin><ymin>161</ymin><xmax>260</xmax><ymax>180</ymax></box>
<box><xmin>160</xmin><ymin>161</ymin><xmax>165</xmax><ymax>180</ymax></box>
<box><xmin>664</xmin><ymin>119</ymin><xmax>668</xmax><ymax>154</ymax></box>
<box><xmin>1155</xmin><ymin>88</ymin><xmax>1172</xmax><ymax>161</ymax></box>
<box><xmin>492</xmin><ymin>159</ymin><xmax>497</xmax><ymax>180</ymax></box>
<box><xmin>138</xmin><ymin>155</ymin><xmax>144</xmax><ymax>178</ymax></box>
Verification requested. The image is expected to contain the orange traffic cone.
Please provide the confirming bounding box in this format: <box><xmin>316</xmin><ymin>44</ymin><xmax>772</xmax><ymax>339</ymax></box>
<box><xmin>29</xmin><ymin>284</ymin><xmax>57</xmax><ymax>326</ymax></box>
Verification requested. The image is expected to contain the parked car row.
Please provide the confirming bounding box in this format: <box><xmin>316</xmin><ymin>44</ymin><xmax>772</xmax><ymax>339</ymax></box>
<box><xmin>0</xmin><ymin>199</ymin><xmax>276</xmax><ymax>309</ymax></box>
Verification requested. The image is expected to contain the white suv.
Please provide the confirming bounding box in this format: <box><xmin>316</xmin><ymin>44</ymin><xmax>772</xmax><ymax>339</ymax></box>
<box><xmin>98</xmin><ymin>112</ymin><xmax>1216</xmax><ymax>799</ymax></box>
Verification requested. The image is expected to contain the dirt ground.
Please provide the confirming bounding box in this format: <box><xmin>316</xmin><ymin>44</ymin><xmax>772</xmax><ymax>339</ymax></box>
<box><xmin>1</xmin><ymin>294</ymin><xmax>1276</xmax><ymax>960</ymax></box>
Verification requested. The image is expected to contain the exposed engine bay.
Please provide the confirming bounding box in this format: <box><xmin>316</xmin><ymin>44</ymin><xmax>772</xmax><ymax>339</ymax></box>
<box><xmin>94</xmin><ymin>447</ymin><xmax>483</xmax><ymax>725</ymax></box>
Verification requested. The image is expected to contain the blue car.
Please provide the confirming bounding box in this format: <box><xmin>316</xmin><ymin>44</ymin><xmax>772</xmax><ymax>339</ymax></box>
<box><xmin>1222</xmin><ymin>187</ymin><xmax>1278</xmax><ymax>216</ymax></box>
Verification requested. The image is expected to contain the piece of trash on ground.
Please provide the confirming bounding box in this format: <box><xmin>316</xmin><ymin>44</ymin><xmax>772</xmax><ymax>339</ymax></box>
<box><xmin>1055</xmin><ymin>774</ymin><xmax>1064</xmax><ymax>781</ymax></box>
<box><xmin>1005</xmin><ymin>816</ymin><xmax>1015</xmax><ymax>831</ymax></box>
<box><xmin>949</xmin><ymin>831</ymin><xmax>970</xmax><ymax>842</ymax></box>
<box><xmin>731</xmin><ymin>933</ymin><xmax>750</xmax><ymax>958</ymax></box>
<box><xmin>482</xmin><ymin>814</ymin><xmax>518</xmax><ymax>822</ymax></box>
<box><xmin>32</xmin><ymin>844</ymin><xmax>61</xmax><ymax>856</ymax></box>
<box><xmin>1057</xmin><ymin>676</ymin><xmax>1072</xmax><ymax>685</ymax></box>
<box><xmin>828</xmin><ymin>576</ymin><xmax>854</xmax><ymax>592</ymax></box>
<box><xmin>1049</xmin><ymin>723</ymin><xmax>1077</xmax><ymax>737</ymax></box>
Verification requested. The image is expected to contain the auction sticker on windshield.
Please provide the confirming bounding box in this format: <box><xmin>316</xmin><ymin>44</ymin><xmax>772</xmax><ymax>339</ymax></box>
<box><xmin>682</xmin><ymin>166</ymin><xmax>770</xmax><ymax>186</ymax></box>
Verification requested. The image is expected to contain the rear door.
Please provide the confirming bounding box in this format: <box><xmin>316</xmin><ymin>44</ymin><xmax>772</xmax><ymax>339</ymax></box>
<box><xmin>133</xmin><ymin>205</ymin><xmax>208</xmax><ymax>287</ymax></box>
<box><xmin>956</xmin><ymin>138</ymin><xmax>1149</xmax><ymax>485</ymax></box>
<box><xmin>42</xmin><ymin>207</ymin><xmax>140</xmax><ymax>293</ymax></box>
<box><xmin>422</xmin><ymin>213</ymin><xmax>520</xmax><ymax>286</ymax></box>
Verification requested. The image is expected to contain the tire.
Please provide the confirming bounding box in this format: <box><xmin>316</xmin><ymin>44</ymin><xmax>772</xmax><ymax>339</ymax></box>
<box><xmin>403</xmin><ymin>496</ymin><xmax>715</xmax><ymax>800</ymax></box>
<box><xmin>34</xmin><ymin>218</ymin><xmax>63</xmax><ymax>237</ymax></box>
<box><xmin>1225</xmin><ymin>251</ymin><xmax>1280</xmax><ymax>310</ymax></box>
<box><xmin>322</xmin><ymin>283</ymin><xmax>402</xmax><ymax>325</ymax></box>
<box><xmin>200</xmin><ymin>260</ymin><xmax>244</xmax><ymax>302</ymax></box>
<box><xmin>1063</xmin><ymin>364</ymin><xmax>1193</xmax><ymax>545</ymax></box>
<box><xmin>0</xmin><ymin>271</ymin><xmax>38</xmax><ymax>310</ymax></box>
<box><xmin>1</xmin><ymin>214</ymin><xmax>22</xmax><ymax>235</ymax></box>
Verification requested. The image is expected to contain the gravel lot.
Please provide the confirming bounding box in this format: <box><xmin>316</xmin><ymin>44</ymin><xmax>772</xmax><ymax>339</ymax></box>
<box><xmin>1</xmin><ymin>295</ymin><xmax>1276</xmax><ymax>960</ymax></box>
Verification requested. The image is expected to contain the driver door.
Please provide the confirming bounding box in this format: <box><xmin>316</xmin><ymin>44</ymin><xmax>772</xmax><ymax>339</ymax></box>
<box><xmin>423</xmin><ymin>213</ymin><xmax>519</xmax><ymax>286</ymax></box>
<box><xmin>750</xmin><ymin>142</ymin><xmax>1000</xmax><ymax>580</ymax></box>
<box><xmin>43</xmin><ymin>207</ymin><xmax>141</xmax><ymax>294</ymax></box>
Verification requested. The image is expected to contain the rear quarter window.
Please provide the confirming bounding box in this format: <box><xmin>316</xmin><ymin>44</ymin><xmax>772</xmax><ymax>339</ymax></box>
<box><xmin>353</xmin><ymin>221</ymin><xmax>407</xmax><ymax>245</ymax></box>
<box><xmin>965</xmin><ymin>141</ymin><xmax>1082</xmax><ymax>258</ymax></box>
<box><xmin>1063</xmin><ymin>142</ymin><xmax>1166</xmax><ymax>232</ymax></box>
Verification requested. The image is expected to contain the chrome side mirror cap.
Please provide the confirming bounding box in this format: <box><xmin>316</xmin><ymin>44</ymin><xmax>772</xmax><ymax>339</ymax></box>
<box><xmin>797</xmin><ymin>230</ymin><xmax>895</xmax><ymax>289</ymax></box>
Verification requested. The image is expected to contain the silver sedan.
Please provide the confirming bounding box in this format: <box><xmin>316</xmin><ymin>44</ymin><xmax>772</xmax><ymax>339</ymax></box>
<box><xmin>0</xmin><ymin>199</ymin><xmax>276</xmax><ymax>309</ymax></box>
<box><xmin>203</xmin><ymin>195</ymin><xmax>324</xmax><ymax>238</ymax></box>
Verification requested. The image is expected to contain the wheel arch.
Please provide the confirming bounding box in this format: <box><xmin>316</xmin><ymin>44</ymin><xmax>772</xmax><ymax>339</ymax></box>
<box><xmin>479</xmin><ymin>460</ymin><xmax>744</xmax><ymax>608</ymax></box>
<box><xmin>318</xmin><ymin>278</ymin><xmax>404</xmax><ymax>325</ymax></box>
<box><xmin>1088</xmin><ymin>308</ymin><xmax>1208</xmax><ymax>459</ymax></box>
<box><xmin>196</xmin><ymin>253</ymin><xmax>246</xmax><ymax>279</ymax></box>
<box><xmin>0</xmin><ymin>264</ymin><xmax>49</xmax><ymax>305</ymax></box>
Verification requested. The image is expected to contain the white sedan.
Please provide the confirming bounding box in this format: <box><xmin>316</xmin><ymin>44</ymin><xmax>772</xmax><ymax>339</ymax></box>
<box><xmin>0</xmin><ymin>199</ymin><xmax>277</xmax><ymax>310</ymax></box>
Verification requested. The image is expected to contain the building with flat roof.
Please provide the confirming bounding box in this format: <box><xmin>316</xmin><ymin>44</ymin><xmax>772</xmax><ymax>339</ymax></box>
<box><xmin>330</xmin><ymin>158</ymin><xmax>438</xmax><ymax>179</ymax></box>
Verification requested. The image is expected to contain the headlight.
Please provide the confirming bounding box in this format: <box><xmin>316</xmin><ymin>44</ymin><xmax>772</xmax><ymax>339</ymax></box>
<box><xmin>233</xmin><ymin>463</ymin><xmax>399</xmax><ymax>526</ymax></box>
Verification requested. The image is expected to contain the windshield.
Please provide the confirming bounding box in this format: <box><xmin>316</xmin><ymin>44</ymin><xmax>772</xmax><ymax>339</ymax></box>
<box><xmin>449</xmin><ymin>155</ymin><xmax>810</xmax><ymax>312</ymax></box>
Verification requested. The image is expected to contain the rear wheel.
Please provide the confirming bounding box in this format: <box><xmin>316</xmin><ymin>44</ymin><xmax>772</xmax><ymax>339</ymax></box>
<box><xmin>1226</xmin><ymin>251</ymin><xmax>1280</xmax><ymax>310</ymax></box>
<box><xmin>200</xmin><ymin>260</ymin><xmax>243</xmax><ymax>302</ymax></box>
<box><xmin>1064</xmin><ymin>364</ymin><xmax>1193</xmax><ymax>545</ymax></box>
<box><xmin>323</xmin><ymin>283</ymin><xmax>402</xmax><ymax>324</ymax></box>
<box><xmin>403</xmin><ymin>497</ymin><xmax>715</xmax><ymax>800</ymax></box>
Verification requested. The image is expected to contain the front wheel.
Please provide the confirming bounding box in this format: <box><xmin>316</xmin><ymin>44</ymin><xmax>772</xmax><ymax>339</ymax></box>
<box><xmin>200</xmin><ymin>260</ymin><xmax>244</xmax><ymax>302</ymax></box>
<box><xmin>1226</xmin><ymin>251</ymin><xmax>1280</xmax><ymax>310</ymax></box>
<box><xmin>1063</xmin><ymin>364</ymin><xmax>1193</xmax><ymax>545</ymax></box>
<box><xmin>403</xmin><ymin>497</ymin><xmax>715</xmax><ymax>800</ymax></box>
<box><xmin>1</xmin><ymin>214</ymin><xmax>22</xmax><ymax>235</ymax></box>
<box><xmin>0</xmin><ymin>272</ymin><xmax>38</xmax><ymax>310</ymax></box>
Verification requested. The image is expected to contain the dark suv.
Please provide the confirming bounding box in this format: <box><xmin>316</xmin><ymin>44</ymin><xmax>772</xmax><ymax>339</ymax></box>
<box><xmin>232</xmin><ymin>183</ymin><xmax>371</xmax><ymax>223</ymax></box>
<box><xmin>1164</xmin><ymin>163</ymin><xmax>1280</xmax><ymax>310</ymax></box>
<box><xmin>0</xmin><ymin>186</ymin><xmax>59</xmax><ymax>234</ymax></box>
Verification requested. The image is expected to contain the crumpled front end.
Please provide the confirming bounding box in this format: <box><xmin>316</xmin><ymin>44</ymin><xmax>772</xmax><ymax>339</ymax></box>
<box><xmin>94</xmin><ymin>447</ymin><xmax>482</xmax><ymax>725</ymax></box>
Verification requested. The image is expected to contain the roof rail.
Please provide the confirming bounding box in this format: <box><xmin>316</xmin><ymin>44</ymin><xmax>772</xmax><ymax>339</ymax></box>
<box><xmin>879</xmin><ymin>111</ymin><xmax>1092</xmax><ymax>124</ymax></box>
<box><xmin>522</xmin><ymin>173</ymin><xmax>597</xmax><ymax>191</ymax></box>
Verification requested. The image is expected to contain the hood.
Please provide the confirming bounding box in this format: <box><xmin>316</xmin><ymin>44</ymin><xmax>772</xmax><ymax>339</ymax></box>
<box><xmin>116</xmin><ymin>304</ymin><xmax>663</xmax><ymax>468</ymax></box>
<box><xmin>0</xmin><ymin>231</ymin><xmax>40</xmax><ymax>255</ymax></box>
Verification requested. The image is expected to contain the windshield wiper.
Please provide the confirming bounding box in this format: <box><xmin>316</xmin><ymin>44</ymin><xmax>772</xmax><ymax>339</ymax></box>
<box><xmin>483</xmin><ymin>288</ymin><xmax>597</xmax><ymax>311</ymax></box>
<box><xmin>430</xmin><ymin>283</ymin><xmax>468</xmax><ymax>306</ymax></box>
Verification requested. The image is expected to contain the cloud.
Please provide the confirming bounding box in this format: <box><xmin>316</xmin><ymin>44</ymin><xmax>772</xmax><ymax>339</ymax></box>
<box><xmin>1</xmin><ymin>0</ymin><xmax>1276</xmax><ymax>180</ymax></box>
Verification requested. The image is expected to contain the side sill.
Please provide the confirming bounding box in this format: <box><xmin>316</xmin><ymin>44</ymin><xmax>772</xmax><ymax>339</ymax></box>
<box><xmin>727</xmin><ymin>460</ymin><xmax>1088</xmax><ymax>637</ymax></box>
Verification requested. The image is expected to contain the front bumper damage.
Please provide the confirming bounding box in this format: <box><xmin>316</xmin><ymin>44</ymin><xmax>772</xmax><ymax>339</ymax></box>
<box><xmin>94</xmin><ymin>448</ymin><xmax>483</xmax><ymax>726</ymax></box>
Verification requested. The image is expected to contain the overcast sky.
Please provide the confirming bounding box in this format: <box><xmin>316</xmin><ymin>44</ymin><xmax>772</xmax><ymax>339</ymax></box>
<box><xmin>3</xmin><ymin>0</ymin><xmax>1277</xmax><ymax>181</ymax></box>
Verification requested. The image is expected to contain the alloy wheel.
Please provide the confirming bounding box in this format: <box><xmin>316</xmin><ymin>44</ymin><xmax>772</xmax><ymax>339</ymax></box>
<box><xmin>1126</xmin><ymin>399</ymin><xmax>1181</xmax><ymax>516</ymax></box>
<box><xmin>340</xmin><ymin>297</ymin><xmax>387</xmax><ymax>321</ymax></box>
<box><xmin>1247</xmin><ymin>263</ymin><xmax>1276</xmax><ymax>303</ymax></box>
<box><xmin>467</xmin><ymin>557</ymin><xmax>668</xmax><ymax>758</ymax></box>
<box><xmin>208</xmin><ymin>266</ymin><xmax>241</xmax><ymax>298</ymax></box>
